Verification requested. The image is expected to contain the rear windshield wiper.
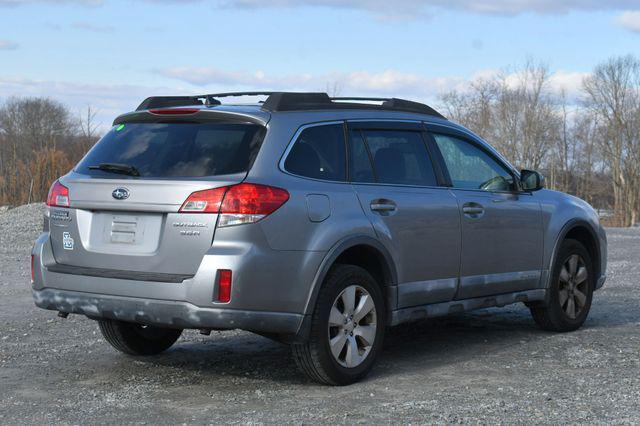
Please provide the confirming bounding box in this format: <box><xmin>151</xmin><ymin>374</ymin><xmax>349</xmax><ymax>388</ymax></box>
<box><xmin>88</xmin><ymin>163</ymin><xmax>140</xmax><ymax>177</ymax></box>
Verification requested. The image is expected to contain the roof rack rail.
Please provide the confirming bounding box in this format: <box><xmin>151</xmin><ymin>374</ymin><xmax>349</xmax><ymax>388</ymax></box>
<box><xmin>261</xmin><ymin>92</ymin><xmax>446</xmax><ymax>119</ymax></box>
<box><xmin>135</xmin><ymin>91</ymin><xmax>446</xmax><ymax>119</ymax></box>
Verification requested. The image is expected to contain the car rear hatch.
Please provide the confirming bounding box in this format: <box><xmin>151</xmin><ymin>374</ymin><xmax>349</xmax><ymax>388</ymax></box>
<box><xmin>47</xmin><ymin>109</ymin><xmax>267</xmax><ymax>278</ymax></box>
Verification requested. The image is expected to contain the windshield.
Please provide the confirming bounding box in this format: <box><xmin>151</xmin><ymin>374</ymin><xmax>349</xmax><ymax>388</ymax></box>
<box><xmin>76</xmin><ymin>122</ymin><xmax>265</xmax><ymax>178</ymax></box>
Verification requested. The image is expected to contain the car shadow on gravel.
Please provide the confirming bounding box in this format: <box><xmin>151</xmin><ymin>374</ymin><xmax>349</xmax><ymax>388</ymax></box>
<box><xmin>123</xmin><ymin>306</ymin><xmax>561</xmax><ymax>385</ymax></box>
<box><xmin>116</xmin><ymin>295</ymin><xmax>635</xmax><ymax>385</ymax></box>
<box><xmin>129</xmin><ymin>332</ymin><xmax>307</xmax><ymax>385</ymax></box>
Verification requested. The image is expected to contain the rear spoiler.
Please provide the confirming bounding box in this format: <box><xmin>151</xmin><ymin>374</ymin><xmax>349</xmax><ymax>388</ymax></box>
<box><xmin>136</xmin><ymin>96</ymin><xmax>213</xmax><ymax>111</ymax></box>
<box><xmin>113</xmin><ymin>109</ymin><xmax>269</xmax><ymax>126</ymax></box>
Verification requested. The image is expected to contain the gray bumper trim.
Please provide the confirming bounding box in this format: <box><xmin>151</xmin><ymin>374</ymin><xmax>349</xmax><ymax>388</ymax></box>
<box><xmin>33</xmin><ymin>288</ymin><xmax>304</xmax><ymax>335</ymax></box>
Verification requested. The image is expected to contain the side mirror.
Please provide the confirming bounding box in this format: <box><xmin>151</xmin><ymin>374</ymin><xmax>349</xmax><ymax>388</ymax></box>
<box><xmin>520</xmin><ymin>169</ymin><xmax>545</xmax><ymax>191</ymax></box>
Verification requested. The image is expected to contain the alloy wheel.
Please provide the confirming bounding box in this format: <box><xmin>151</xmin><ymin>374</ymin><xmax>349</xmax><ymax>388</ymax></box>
<box><xmin>327</xmin><ymin>285</ymin><xmax>377</xmax><ymax>368</ymax></box>
<box><xmin>558</xmin><ymin>254</ymin><xmax>589</xmax><ymax>319</ymax></box>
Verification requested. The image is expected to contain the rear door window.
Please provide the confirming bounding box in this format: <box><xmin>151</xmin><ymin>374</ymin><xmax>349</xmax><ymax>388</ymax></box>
<box><xmin>358</xmin><ymin>130</ymin><xmax>438</xmax><ymax>186</ymax></box>
<box><xmin>284</xmin><ymin>124</ymin><xmax>346</xmax><ymax>181</ymax></box>
<box><xmin>76</xmin><ymin>122</ymin><xmax>264</xmax><ymax>178</ymax></box>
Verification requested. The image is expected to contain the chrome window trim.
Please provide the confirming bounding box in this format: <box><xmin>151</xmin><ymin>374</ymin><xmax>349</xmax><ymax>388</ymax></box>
<box><xmin>349</xmin><ymin>181</ymin><xmax>455</xmax><ymax>191</ymax></box>
<box><xmin>278</xmin><ymin>118</ymin><xmax>521</xmax><ymax>189</ymax></box>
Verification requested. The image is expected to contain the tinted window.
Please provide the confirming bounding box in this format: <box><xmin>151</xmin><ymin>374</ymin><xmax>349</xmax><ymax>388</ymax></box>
<box><xmin>348</xmin><ymin>130</ymin><xmax>375</xmax><ymax>183</ymax></box>
<box><xmin>361</xmin><ymin>130</ymin><xmax>437</xmax><ymax>186</ymax></box>
<box><xmin>432</xmin><ymin>133</ymin><xmax>514</xmax><ymax>191</ymax></box>
<box><xmin>284</xmin><ymin>124</ymin><xmax>346</xmax><ymax>181</ymax></box>
<box><xmin>76</xmin><ymin>122</ymin><xmax>264</xmax><ymax>178</ymax></box>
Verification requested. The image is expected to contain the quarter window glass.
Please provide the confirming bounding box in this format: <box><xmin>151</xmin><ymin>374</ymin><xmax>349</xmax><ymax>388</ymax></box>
<box><xmin>432</xmin><ymin>133</ymin><xmax>514</xmax><ymax>191</ymax></box>
<box><xmin>362</xmin><ymin>130</ymin><xmax>437</xmax><ymax>186</ymax></box>
<box><xmin>348</xmin><ymin>130</ymin><xmax>375</xmax><ymax>183</ymax></box>
<box><xmin>284</xmin><ymin>124</ymin><xmax>346</xmax><ymax>181</ymax></box>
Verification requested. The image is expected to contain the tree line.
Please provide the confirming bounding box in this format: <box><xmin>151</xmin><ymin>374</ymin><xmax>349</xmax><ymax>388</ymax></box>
<box><xmin>0</xmin><ymin>55</ymin><xmax>639</xmax><ymax>226</ymax></box>
<box><xmin>0</xmin><ymin>98</ymin><xmax>98</xmax><ymax>206</ymax></box>
<box><xmin>439</xmin><ymin>55</ymin><xmax>640</xmax><ymax>227</ymax></box>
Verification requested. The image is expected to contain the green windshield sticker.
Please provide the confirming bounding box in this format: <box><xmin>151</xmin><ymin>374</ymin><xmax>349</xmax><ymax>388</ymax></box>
<box><xmin>116</xmin><ymin>124</ymin><xmax>125</xmax><ymax>132</ymax></box>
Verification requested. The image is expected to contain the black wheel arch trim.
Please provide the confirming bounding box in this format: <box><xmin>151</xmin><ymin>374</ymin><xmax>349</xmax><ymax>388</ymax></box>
<box><xmin>302</xmin><ymin>235</ymin><xmax>398</xmax><ymax>319</ymax></box>
<box><xmin>546</xmin><ymin>219</ymin><xmax>602</xmax><ymax>291</ymax></box>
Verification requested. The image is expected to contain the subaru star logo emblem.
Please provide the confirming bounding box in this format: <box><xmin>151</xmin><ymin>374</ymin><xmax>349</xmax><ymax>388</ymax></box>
<box><xmin>112</xmin><ymin>187</ymin><xmax>130</xmax><ymax>200</ymax></box>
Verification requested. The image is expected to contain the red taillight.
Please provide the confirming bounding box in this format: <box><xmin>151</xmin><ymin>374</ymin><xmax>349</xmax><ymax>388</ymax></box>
<box><xmin>217</xmin><ymin>269</ymin><xmax>232</xmax><ymax>303</ymax></box>
<box><xmin>220</xmin><ymin>183</ymin><xmax>290</xmax><ymax>215</ymax></box>
<box><xmin>46</xmin><ymin>180</ymin><xmax>70</xmax><ymax>207</ymax></box>
<box><xmin>30</xmin><ymin>254</ymin><xmax>35</xmax><ymax>283</ymax></box>
<box><xmin>179</xmin><ymin>183</ymin><xmax>289</xmax><ymax>227</ymax></box>
<box><xmin>149</xmin><ymin>108</ymin><xmax>199</xmax><ymax>115</ymax></box>
<box><xmin>179</xmin><ymin>187</ymin><xmax>228</xmax><ymax>213</ymax></box>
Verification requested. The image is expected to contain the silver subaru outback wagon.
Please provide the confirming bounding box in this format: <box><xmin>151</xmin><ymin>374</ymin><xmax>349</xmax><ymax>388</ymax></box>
<box><xmin>32</xmin><ymin>92</ymin><xmax>607</xmax><ymax>385</ymax></box>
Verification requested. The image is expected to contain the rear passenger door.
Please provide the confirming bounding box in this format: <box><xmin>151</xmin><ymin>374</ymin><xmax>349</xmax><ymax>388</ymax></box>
<box><xmin>347</xmin><ymin>121</ymin><xmax>461</xmax><ymax>308</ymax></box>
<box><xmin>426</xmin><ymin>125</ymin><xmax>544</xmax><ymax>299</ymax></box>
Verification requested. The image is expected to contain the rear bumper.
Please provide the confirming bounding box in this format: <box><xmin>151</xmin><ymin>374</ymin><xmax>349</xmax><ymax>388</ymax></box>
<box><xmin>33</xmin><ymin>288</ymin><xmax>304</xmax><ymax>334</ymax></box>
<box><xmin>32</xmin><ymin>230</ymin><xmax>324</xmax><ymax>336</ymax></box>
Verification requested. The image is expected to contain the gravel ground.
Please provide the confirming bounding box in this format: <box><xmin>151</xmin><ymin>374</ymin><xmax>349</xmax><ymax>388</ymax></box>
<box><xmin>0</xmin><ymin>204</ymin><xmax>639</xmax><ymax>424</ymax></box>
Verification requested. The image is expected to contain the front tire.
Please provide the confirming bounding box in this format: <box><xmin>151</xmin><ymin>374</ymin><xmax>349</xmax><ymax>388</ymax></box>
<box><xmin>292</xmin><ymin>264</ymin><xmax>385</xmax><ymax>385</ymax></box>
<box><xmin>98</xmin><ymin>320</ymin><xmax>182</xmax><ymax>356</ymax></box>
<box><xmin>530</xmin><ymin>239</ymin><xmax>594</xmax><ymax>332</ymax></box>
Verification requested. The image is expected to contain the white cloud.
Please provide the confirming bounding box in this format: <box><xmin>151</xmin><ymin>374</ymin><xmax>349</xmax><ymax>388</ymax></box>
<box><xmin>617</xmin><ymin>10</ymin><xmax>640</xmax><ymax>33</ymax></box>
<box><xmin>2</xmin><ymin>0</ymin><xmax>639</xmax><ymax>16</ymax></box>
<box><xmin>160</xmin><ymin>65</ymin><xmax>591</xmax><ymax>104</ymax></box>
<box><xmin>215</xmin><ymin>0</ymin><xmax>640</xmax><ymax>16</ymax></box>
<box><xmin>0</xmin><ymin>65</ymin><xmax>592</xmax><ymax>135</ymax></box>
<box><xmin>0</xmin><ymin>77</ymin><xmax>186</xmax><ymax>132</ymax></box>
<box><xmin>159</xmin><ymin>66</ymin><xmax>468</xmax><ymax>99</ymax></box>
<box><xmin>548</xmin><ymin>70</ymin><xmax>589</xmax><ymax>98</ymax></box>
<box><xmin>0</xmin><ymin>40</ymin><xmax>18</xmax><ymax>50</ymax></box>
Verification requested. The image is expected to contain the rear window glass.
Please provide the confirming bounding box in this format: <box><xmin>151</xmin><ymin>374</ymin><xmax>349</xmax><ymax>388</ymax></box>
<box><xmin>284</xmin><ymin>124</ymin><xmax>346</xmax><ymax>181</ymax></box>
<box><xmin>76</xmin><ymin>122</ymin><xmax>264</xmax><ymax>178</ymax></box>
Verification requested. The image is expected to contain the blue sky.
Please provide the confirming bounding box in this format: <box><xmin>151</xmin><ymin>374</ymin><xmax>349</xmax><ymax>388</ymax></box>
<box><xmin>1</xmin><ymin>0</ymin><xmax>639</xmax><ymax>130</ymax></box>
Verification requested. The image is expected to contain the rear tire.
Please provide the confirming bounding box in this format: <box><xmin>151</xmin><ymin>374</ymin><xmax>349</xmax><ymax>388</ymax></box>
<box><xmin>292</xmin><ymin>264</ymin><xmax>385</xmax><ymax>385</ymax></box>
<box><xmin>530</xmin><ymin>239</ymin><xmax>594</xmax><ymax>332</ymax></box>
<box><xmin>98</xmin><ymin>320</ymin><xmax>182</xmax><ymax>356</ymax></box>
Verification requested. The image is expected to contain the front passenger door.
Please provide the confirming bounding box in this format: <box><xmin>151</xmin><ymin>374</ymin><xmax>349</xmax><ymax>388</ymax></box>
<box><xmin>428</xmin><ymin>128</ymin><xmax>544</xmax><ymax>299</ymax></box>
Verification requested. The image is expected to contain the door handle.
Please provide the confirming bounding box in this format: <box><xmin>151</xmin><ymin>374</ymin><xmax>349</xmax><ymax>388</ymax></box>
<box><xmin>370</xmin><ymin>199</ymin><xmax>397</xmax><ymax>215</ymax></box>
<box><xmin>462</xmin><ymin>202</ymin><xmax>485</xmax><ymax>218</ymax></box>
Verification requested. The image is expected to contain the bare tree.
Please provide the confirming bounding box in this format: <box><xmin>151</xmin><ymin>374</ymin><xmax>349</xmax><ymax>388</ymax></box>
<box><xmin>583</xmin><ymin>55</ymin><xmax>640</xmax><ymax>226</ymax></box>
<box><xmin>0</xmin><ymin>97</ymin><xmax>79</xmax><ymax>205</ymax></box>
<box><xmin>437</xmin><ymin>60</ymin><xmax>620</xmax><ymax>219</ymax></box>
<box><xmin>325</xmin><ymin>81</ymin><xmax>342</xmax><ymax>97</ymax></box>
<box><xmin>439</xmin><ymin>61</ymin><xmax>560</xmax><ymax>170</ymax></box>
<box><xmin>78</xmin><ymin>105</ymin><xmax>100</xmax><ymax>153</ymax></box>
